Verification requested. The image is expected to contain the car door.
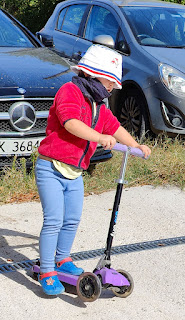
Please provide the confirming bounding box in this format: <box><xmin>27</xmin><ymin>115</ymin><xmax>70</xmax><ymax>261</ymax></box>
<box><xmin>52</xmin><ymin>3</ymin><xmax>88</xmax><ymax>58</ymax></box>
<box><xmin>72</xmin><ymin>4</ymin><xmax>121</xmax><ymax>63</ymax></box>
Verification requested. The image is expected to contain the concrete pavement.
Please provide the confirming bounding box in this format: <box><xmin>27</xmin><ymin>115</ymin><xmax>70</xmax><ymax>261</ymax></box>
<box><xmin>0</xmin><ymin>185</ymin><xmax>185</xmax><ymax>320</ymax></box>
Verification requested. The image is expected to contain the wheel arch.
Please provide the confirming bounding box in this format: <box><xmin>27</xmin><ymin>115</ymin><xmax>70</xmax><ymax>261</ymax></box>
<box><xmin>115</xmin><ymin>80</ymin><xmax>152</xmax><ymax>138</ymax></box>
<box><xmin>118</xmin><ymin>81</ymin><xmax>149</xmax><ymax>116</ymax></box>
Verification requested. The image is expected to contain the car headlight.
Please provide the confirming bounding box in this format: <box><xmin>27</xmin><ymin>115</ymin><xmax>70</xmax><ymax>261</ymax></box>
<box><xmin>159</xmin><ymin>63</ymin><xmax>185</xmax><ymax>97</ymax></box>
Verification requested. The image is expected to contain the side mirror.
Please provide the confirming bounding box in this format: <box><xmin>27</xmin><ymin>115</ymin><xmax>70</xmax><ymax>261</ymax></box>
<box><xmin>117</xmin><ymin>40</ymin><xmax>130</xmax><ymax>54</ymax></box>
<box><xmin>36</xmin><ymin>33</ymin><xmax>54</xmax><ymax>47</ymax></box>
<box><xmin>92</xmin><ymin>35</ymin><xmax>115</xmax><ymax>48</ymax></box>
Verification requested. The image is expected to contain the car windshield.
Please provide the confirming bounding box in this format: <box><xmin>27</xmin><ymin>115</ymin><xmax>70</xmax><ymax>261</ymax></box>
<box><xmin>0</xmin><ymin>12</ymin><xmax>35</xmax><ymax>48</ymax></box>
<box><xmin>122</xmin><ymin>6</ymin><xmax>185</xmax><ymax>47</ymax></box>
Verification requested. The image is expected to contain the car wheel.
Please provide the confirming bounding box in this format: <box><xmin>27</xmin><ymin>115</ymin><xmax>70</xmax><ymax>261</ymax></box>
<box><xmin>118</xmin><ymin>88</ymin><xmax>150</xmax><ymax>139</ymax></box>
<box><xmin>87</xmin><ymin>164</ymin><xmax>96</xmax><ymax>175</ymax></box>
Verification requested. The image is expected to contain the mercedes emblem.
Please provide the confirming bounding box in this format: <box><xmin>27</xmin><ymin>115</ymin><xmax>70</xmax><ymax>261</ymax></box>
<box><xmin>9</xmin><ymin>102</ymin><xmax>36</xmax><ymax>132</ymax></box>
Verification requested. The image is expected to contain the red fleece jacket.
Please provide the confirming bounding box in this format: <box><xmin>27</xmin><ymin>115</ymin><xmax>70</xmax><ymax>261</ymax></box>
<box><xmin>38</xmin><ymin>82</ymin><xmax>120</xmax><ymax>170</ymax></box>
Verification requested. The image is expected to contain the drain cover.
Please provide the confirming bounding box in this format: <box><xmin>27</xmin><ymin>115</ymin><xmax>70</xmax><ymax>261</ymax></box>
<box><xmin>0</xmin><ymin>236</ymin><xmax>184</xmax><ymax>274</ymax></box>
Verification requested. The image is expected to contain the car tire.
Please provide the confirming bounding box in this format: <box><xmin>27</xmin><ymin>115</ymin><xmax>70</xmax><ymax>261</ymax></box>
<box><xmin>87</xmin><ymin>163</ymin><xmax>96</xmax><ymax>175</ymax></box>
<box><xmin>118</xmin><ymin>87</ymin><xmax>150</xmax><ymax>140</ymax></box>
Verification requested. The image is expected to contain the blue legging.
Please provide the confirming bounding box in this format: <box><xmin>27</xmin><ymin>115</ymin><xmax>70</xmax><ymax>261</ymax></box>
<box><xmin>35</xmin><ymin>158</ymin><xmax>84</xmax><ymax>273</ymax></box>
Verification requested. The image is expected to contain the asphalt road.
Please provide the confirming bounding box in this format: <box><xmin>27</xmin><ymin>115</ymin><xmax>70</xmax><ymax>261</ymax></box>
<box><xmin>0</xmin><ymin>185</ymin><xmax>185</xmax><ymax>320</ymax></box>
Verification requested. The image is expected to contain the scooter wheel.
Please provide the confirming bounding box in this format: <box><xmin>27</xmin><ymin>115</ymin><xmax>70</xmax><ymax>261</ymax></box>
<box><xmin>76</xmin><ymin>272</ymin><xmax>102</xmax><ymax>302</ymax></box>
<box><xmin>112</xmin><ymin>269</ymin><xmax>134</xmax><ymax>298</ymax></box>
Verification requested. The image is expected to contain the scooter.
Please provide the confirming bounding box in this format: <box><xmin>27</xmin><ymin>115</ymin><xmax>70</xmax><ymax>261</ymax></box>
<box><xmin>32</xmin><ymin>143</ymin><xmax>147</xmax><ymax>302</ymax></box>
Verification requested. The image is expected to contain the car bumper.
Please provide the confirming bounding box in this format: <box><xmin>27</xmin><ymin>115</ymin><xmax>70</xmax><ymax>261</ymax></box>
<box><xmin>90</xmin><ymin>146</ymin><xmax>113</xmax><ymax>164</ymax></box>
<box><xmin>144</xmin><ymin>82</ymin><xmax>185</xmax><ymax>136</ymax></box>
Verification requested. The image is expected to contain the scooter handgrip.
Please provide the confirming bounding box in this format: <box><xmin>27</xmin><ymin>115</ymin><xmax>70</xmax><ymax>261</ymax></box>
<box><xmin>113</xmin><ymin>143</ymin><xmax>147</xmax><ymax>159</ymax></box>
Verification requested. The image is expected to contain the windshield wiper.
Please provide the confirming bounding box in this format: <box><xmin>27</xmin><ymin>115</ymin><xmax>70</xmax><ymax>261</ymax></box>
<box><xmin>165</xmin><ymin>45</ymin><xmax>185</xmax><ymax>48</ymax></box>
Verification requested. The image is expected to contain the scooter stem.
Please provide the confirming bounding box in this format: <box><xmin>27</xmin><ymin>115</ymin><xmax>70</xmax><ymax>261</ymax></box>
<box><xmin>95</xmin><ymin>144</ymin><xmax>147</xmax><ymax>270</ymax></box>
<box><xmin>100</xmin><ymin>149</ymin><xmax>130</xmax><ymax>267</ymax></box>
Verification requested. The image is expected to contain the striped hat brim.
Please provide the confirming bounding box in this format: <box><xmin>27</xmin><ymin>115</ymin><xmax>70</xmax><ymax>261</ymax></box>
<box><xmin>71</xmin><ymin>63</ymin><xmax>122</xmax><ymax>89</ymax></box>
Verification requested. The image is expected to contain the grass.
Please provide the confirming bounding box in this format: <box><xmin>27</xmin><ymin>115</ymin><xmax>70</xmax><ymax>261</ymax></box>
<box><xmin>0</xmin><ymin>135</ymin><xmax>184</xmax><ymax>204</ymax></box>
<box><xmin>83</xmin><ymin>135</ymin><xmax>185</xmax><ymax>194</ymax></box>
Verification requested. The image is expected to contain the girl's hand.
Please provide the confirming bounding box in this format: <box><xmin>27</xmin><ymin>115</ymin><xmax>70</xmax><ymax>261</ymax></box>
<box><xmin>138</xmin><ymin>145</ymin><xmax>151</xmax><ymax>158</ymax></box>
<box><xmin>99</xmin><ymin>134</ymin><xmax>117</xmax><ymax>150</ymax></box>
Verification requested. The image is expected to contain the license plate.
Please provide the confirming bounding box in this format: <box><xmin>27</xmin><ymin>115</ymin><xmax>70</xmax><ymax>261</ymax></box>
<box><xmin>0</xmin><ymin>137</ymin><xmax>44</xmax><ymax>156</ymax></box>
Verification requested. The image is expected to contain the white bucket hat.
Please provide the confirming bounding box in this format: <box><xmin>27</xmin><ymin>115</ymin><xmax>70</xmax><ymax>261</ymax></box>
<box><xmin>71</xmin><ymin>45</ymin><xmax>122</xmax><ymax>89</ymax></box>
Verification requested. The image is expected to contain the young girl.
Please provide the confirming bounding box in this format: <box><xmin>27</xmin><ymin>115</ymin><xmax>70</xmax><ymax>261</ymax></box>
<box><xmin>35</xmin><ymin>44</ymin><xmax>151</xmax><ymax>295</ymax></box>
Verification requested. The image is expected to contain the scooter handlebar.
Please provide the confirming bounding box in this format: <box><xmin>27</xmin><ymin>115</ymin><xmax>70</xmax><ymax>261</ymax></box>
<box><xmin>113</xmin><ymin>143</ymin><xmax>148</xmax><ymax>159</ymax></box>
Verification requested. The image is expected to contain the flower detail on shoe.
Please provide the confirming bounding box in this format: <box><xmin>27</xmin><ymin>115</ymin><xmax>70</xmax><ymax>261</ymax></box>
<box><xmin>46</xmin><ymin>277</ymin><xmax>55</xmax><ymax>286</ymax></box>
<box><xmin>38</xmin><ymin>271</ymin><xmax>65</xmax><ymax>295</ymax></box>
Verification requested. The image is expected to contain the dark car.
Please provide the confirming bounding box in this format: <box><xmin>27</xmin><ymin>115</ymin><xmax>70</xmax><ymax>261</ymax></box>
<box><xmin>0</xmin><ymin>9</ymin><xmax>112</xmax><ymax>168</ymax></box>
<box><xmin>37</xmin><ymin>0</ymin><xmax>185</xmax><ymax>138</ymax></box>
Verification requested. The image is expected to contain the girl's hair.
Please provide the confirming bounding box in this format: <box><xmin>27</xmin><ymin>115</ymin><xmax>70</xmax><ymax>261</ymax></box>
<box><xmin>78</xmin><ymin>70</ymin><xmax>90</xmax><ymax>78</ymax></box>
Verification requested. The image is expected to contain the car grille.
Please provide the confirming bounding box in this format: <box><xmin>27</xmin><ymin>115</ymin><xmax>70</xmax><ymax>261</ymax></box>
<box><xmin>0</xmin><ymin>118</ymin><xmax>48</xmax><ymax>132</ymax></box>
<box><xmin>0</xmin><ymin>100</ymin><xmax>52</xmax><ymax>112</ymax></box>
<box><xmin>0</xmin><ymin>155</ymin><xmax>33</xmax><ymax>168</ymax></box>
<box><xmin>0</xmin><ymin>98</ymin><xmax>52</xmax><ymax>136</ymax></box>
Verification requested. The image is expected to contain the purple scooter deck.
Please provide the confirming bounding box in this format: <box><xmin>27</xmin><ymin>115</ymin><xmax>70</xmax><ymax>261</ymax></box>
<box><xmin>32</xmin><ymin>265</ymin><xmax>130</xmax><ymax>288</ymax></box>
<box><xmin>32</xmin><ymin>264</ymin><xmax>78</xmax><ymax>286</ymax></box>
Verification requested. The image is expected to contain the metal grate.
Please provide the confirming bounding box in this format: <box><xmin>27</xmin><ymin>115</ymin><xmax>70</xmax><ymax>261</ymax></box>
<box><xmin>0</xmin><ymin>155</ymin><xmax>35</xmax><ymax>168</ymax></box>
<box><xmin>0</xmin><ymin>100</ymin><xmax>53</xmax><ymax>113</ymax></box>
<box><xmin>0</xmin><ymin>236</ymin><xmax>185</xmax><ymax>274</ymax></box>
<box><xmin>0</xmin><ymin>260</ymin><xmax>38</xmax><ymax>273</ymax></box>
<box><xmin>0</xmin><ymin>118</ymin><xmax>47</xmax><ymax>132</ymax></box>
<box><xmin>71</xmin><ymin>236</ymin><xmax>185</xmax><ymax>261</ymax></box>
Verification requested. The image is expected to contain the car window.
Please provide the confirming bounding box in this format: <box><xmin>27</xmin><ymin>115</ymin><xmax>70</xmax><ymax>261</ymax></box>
<box><xmin>61</xmin><ymin>4</ymin><xmax>87</xmax><ymax>35</ymax></box>
<box><xmin>0</xmin><ymin>13</ymin><xmax>34</xmax><ymax>47</ymax></box>
<box><xmin>57</xmin><ymin>7</ymin><xmax>67</xmax><ymax>30</ymax></box>
<box><xmin>85</xmin><ymin>6</ymin><xmax>119</xmax><ymax>41</ymax></box>
<box><xmin>122</xmin><ymin>6</ymin><xmax>185</xmax><ymax>47</ymax></box>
